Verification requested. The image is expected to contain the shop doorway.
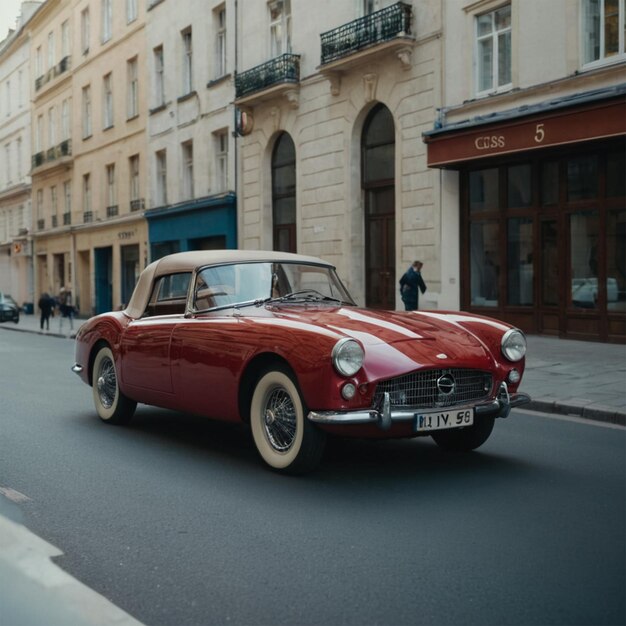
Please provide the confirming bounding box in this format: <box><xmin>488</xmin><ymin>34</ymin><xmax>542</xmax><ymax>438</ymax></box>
<box><xmin>94</xmin><ymin>246</ymin><xmax>113</xmax><ymax>314</ymax></box>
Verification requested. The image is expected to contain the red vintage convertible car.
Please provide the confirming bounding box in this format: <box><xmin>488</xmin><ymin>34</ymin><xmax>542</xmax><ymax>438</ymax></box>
<box><xmin>73</xmin><ymin>250</ymin><xmax>530</xmax><ymax>473</ymax></box>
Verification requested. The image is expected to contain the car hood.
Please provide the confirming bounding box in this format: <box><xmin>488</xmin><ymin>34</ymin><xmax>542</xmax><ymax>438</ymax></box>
<box><xmin>269</xmin><ymin>305</ymin><xmax>496</xmax><ymax>371</ymax></box>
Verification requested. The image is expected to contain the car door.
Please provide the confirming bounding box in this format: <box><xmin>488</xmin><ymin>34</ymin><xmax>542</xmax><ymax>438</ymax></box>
<box><xmin>120</xmin><ymin>272</ymin><xmax>190</xmax><ymax>400</ymax></box>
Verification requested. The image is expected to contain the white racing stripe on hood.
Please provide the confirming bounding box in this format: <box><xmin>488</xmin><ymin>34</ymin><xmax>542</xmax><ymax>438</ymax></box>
<box><xmin>418</xmin><ymin>311</ymin><xmax>510</xmax><ymax>332</ymax></box>
<box><xmin>336</xmin><ymin>308</ymin><xmax>424</xmax><ymax>339</ymax></box>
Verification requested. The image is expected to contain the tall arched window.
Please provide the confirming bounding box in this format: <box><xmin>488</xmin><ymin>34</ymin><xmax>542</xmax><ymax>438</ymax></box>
<box><xmin>272</xmin><ymin>132</ymin><xmax>296</xmax><ymax>252</ymax></box>
<box><xmin>362</xmin><ymin>103</ymin><xmax>395</xmax><ymax>309</ymax></box>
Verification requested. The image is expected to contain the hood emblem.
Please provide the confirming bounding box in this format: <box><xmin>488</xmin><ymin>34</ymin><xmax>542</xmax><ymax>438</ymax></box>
<box><xmin>436</xmin><ymin>353</ymin><xmax>448</xmax><ymax>359</ymax></box>
<box><xmin>437</xmin><ymin>373</ymin><xmax>456</xmax><ymax>396</ymax></box>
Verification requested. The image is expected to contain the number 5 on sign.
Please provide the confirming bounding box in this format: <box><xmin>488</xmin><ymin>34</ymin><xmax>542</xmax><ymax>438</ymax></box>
<box><xmin>534</xmin><ymin>123</ymin><xmax>545</xmax><ymax>143</ymax></box>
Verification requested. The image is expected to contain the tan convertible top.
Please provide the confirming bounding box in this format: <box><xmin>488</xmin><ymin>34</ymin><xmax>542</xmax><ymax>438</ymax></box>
<box><xmin>124</xmin><ymin>249</ymin><xmax>332</xmax><ymax>319</ymax></box>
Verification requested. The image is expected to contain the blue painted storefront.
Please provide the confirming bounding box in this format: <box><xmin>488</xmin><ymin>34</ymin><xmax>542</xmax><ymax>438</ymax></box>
<box><xmin>146</xmin><ymin>193</ymin><xmax>237</xmax><ymax>261</ymax></box>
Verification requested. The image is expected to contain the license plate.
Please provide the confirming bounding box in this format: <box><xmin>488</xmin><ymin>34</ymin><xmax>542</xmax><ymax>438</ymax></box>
<box><xmin>414</xmin><ymin>408</ymin><xmax>474</xmax><ymax>432</ymax></box>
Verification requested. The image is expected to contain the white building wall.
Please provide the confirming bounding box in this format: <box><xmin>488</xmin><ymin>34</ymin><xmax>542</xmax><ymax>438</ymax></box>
<box><xmin>146</xmin><ymin>0</ymin><xmax>236</xmax><ymax>212</ymax></box>
<box><xmin>0</xmin><ymin>17</ymin><xmax>36</xmax><ymax>304</ymax></box>
<box><xmin>237</xmin><ymin>0</ymin><xmax>444</xmax><ymax>308</ymax></box>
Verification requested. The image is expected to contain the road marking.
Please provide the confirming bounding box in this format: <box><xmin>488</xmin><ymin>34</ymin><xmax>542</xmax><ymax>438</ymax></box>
<box><xmin>0</xmin><ymin>486</ymin><xmax>32</xmax><ymax>503</ymax></box>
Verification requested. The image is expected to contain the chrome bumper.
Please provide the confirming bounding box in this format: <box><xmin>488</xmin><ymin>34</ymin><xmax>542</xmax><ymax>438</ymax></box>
<box><xmin>307</xmin><ymin>382</ymin><xmax>531</xmax><ymax>431</ymax></box>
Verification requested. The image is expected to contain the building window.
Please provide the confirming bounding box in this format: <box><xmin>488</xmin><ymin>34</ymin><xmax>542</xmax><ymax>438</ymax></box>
<box><xmin>5</xmin><ymin>143</ymin><xmax>11</xmax><ymax>186</ymax></box>
<box><xmin>127</xmin><ymin>57</ymin><xmax>138</xmax><ymax>119</ymax></box>
<box><xmin>106</xmin><ymin>164</ymin><xmax>116</xmax><ymax>212</ymax></box>
<box><xmin>51</xmin><ymin>186</ymin><xmax>58</xmax><ymax>223</ymax></box>
<box><xmin>181</xmin><ymin>28</ymin><xmax>193</xmax><ymax>95</ymax></box>
<box><xmin>36</xmin><ymin>115</ymin><xmax>43</xmax><ymax>152</ymax></box>
<box><xmin>475</xmin><ymin>4</ymin><xmax>511</xmax><ymax>94</ymax></box>
<box><xmin>182</xmin><ymin>140</ymin><xmax>194</xmax><ymax>199</ymax></box>
<box><xmin>82</xmin><ymin>85</ymin><xmax>92</xmax><ymax>138</ymax></box>
<box><xmin>37</xmin><ymin>189</ymin><xmax>43</xmax><ymax>221</ymax></box>
<box><xmin>271</xmin><ymin>132</ymin><xmax>296</xmax><ymax>253</ymax></box>
<box><xmin>582</xmin><ymin>0</ymin><xmax>626</xmax><ymax>65</ymax></box>
<box><xmin>62</xmin><ymin>99</ymin><xmax>70</xmax><ymax>140</ymax></box>
<box><xmin>102</xmin><ymin>0</ymin><xmax>112</xmax><ymax>43</ymax></box>
<box><xmin>127</xmin><ymin>0</ymin><xmax>137</xmax><ymax>23</ymax></box>
<box><xmin>269</xmin><ymin>0</ymin><xmax>291</xmax><ymax>57</ymax></box>
<box><xmin>129</xmin><ymin>154</ymin><xmax>140</xmax><ymax>202</ymax></box>
<box><xmin>156</xmin><ymin>149</ymin><xmax>167</xmax><ymax>205</ymax></box>
<box><xmin>5</xmin><ymin>81</ymin><xmax>10</xmax><ymax>117</ymax></box>
<box><xmin>103</xmin><ymin>73</ymin><xmax>113</xmax><ymax>128</ymax></box>
<box><xmin>81</xmin><ymin>7</ymin><xmax>90</xmax><ymax>54</ymax></box>
<box><xmin>61</xmin><ymin>20</ymin><xmax>70</xmax><ymax>58</ymax></box>
<box><xmin>153</xmin><ymin>45</ymin><xmax>165</xmax><ymax>107</ymax></box>
<box><xmin>47</xmin><ymin>106</ymin><xmax>56</xmax><ymax>148</ymax></box>
<box><xmin>36</xmin><ymin>46</ymin><xmax>42</xmax><ymax>78</ymax></box>
<box><xmin>16</xmin><ymin>138</ymin><xmax>22</xmax><ymax>181</ymax></box>
<box><xmin>64</xmin><ymin>181</ymin><xmax>71</xmax><ymax>214</ymax></box>
<box><xmin>47</xmin><ymin>31</ymin><xmax>55</xmax><ymax>70</ymax></box>
<box><xmin>83</xmin><ymin>174</ymin><xmax>91</xmax><ymax>214</ymax></box>
<box><xmin>215</xmin><ymin>6</ymin><xmax>227</xmax><ymax>78</ymax></box>
<box><xmin>214</xmin><ymin>130</ymin><xmax>228</xmax><ymax>192</ymax></box>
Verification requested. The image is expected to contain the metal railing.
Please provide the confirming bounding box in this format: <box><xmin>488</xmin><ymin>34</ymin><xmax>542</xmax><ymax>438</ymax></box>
<box><xmin>320</xmin><ymin>2</ymin><xmax>412</xmax><ymax>65</ymax></box>
<box><xmin>130</xmin><ymin>198</ymin><xmax>145</xmax><ymax>212</ymax></box>
<box><xmin>32</xmin><ymin>152</ymin><xmax>45</xmax><ymax>168</ymax></box>
<box><xmin>37</xmin><ymin>219</ymin><xmax>45</xmax><ymax>230</ymax></box>
<box><xmin>235</xmin><ymin>53</ymin><xmax>300</xmax><ymax>99</ymax></box>
<box><xmin>63</xmin><ymin>212</ymin><xmax>71</xmax><ymax>225</ymax></box>
<box><xmin>106</xmin><ymin>205</ymin><xmax>119</xmax><ymax>217</ymax></box>
<box><xmin>83</xmin><ymin>211</ymin><xmax>93</xmax><ymax>223</ymax></box>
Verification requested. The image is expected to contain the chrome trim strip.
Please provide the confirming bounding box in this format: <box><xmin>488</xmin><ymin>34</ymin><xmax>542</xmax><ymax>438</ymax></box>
<box><xmin>71</xmin><ymin>363</ymin><xmax>83</xmax><ymax>375</ymax></box>
<box><xmin>307</xmin><ymin>386</ymin><xmax>532</xmax><ymax>429</ymax></box>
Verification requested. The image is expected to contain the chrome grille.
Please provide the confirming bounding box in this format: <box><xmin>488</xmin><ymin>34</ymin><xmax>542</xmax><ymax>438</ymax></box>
<box><xmin>373</xmin><ymin>369</ymin><xmax>493</xmax><ymax>409</ymax></box>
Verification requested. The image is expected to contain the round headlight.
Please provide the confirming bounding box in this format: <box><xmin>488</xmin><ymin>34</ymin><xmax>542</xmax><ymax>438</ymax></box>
<box><xmin>332</xmin><ymin>338</ymin><xmax>364</xmax><ymax>377</ymax></box>
<box><xmin>501</xmin><ymin>329</ymin><xmax>527</xmax><ymax>362</ymax></box>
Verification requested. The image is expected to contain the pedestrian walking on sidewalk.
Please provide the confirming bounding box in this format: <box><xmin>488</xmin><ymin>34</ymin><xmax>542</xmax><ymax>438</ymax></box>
<box><xmin>38</xmin><ymin>292</ymin><xmax>54</xmax><ymax>331</ymax></box>
<box><xmin>58</xmin><ymin>286</ymin><xmax>75</xmax><ymax>333</ymax></box>
<box><xmin>399</xmin><ymin>260</ymin><xmax>427</xmax><ymax>311</ymax></box>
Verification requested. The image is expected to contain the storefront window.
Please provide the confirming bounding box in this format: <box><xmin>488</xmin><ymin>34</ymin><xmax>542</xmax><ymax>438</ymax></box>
<box><xmin>570</xmin><ymin>210</ymin><xmax>599</xmax><ymax>309</ymax></box>
<box><xmin>470</xmin><ymin>220</ymin><xmax>499</xmax><ymax>306</ymax></box>
<box><xmin>541</xmin><ymin>161</ymin><xmax>558</xmax><ymax>206</ymax></box>
<box><xmin>507</xmin><ymin>218</ymin><xmax>533</xmax><ymax>305</ymax></box>
<box><xmin>607</xmin><ymin>209</ymin><xmax>626</xmax><ymax>311</ymax></box>
<box><xmin>469</xmin><ymin>168</ymin><xmax>498</xmax><ymax>212</ymax></box>
<box><xmin>507</xmin><ymin>164</ymin><xmax>532</xmax><ymax>208</ymax></box>
<box><xmin>567</xmin><ymin>155</ymin><xmax>598</xmax><ymax>201</ymax></box>
<box><xmin>541</xmin><ymin>220</ymin><xmax>559</xmax><ymax>306</ymax></box>
<box><xmin>606</xmin><ymin>150</ymin><xmax>625</xmax><ymax>197</ymax></box>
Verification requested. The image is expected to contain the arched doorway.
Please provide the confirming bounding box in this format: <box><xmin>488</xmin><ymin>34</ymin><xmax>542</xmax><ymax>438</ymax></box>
<box><xmin>362</xmin><ymin>104</ymin><xmax>395</xmax><ymax>309</ymax></box>
<box><xmin>272</xmin><ymin>132</ymin><xmax>296</xmax><ymax>252</ymax></box>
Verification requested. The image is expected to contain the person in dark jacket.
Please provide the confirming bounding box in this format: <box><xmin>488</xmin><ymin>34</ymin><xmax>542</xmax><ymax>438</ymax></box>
<box><xmin>38</xmin><ymin>292</ymin><xmax>54</xmax><ymax>331</ymax></box>
<box><xmin>399</xmin><ymin>261</ymin><xmax>427</xmax><ymax>311</ymax></box>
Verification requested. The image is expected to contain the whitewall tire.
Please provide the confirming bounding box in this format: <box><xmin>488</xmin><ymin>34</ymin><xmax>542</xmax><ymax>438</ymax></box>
<box><xmin>92</xmin><ymin>346</ymin><xmax>136</xmax><ymax>425</ymax></box>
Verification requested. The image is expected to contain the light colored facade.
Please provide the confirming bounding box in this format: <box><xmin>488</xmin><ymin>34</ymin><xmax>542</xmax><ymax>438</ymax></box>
<box><xmin>28</xmin><ymin>0</ymin><xmax>76</xmax><ymax>309</ymax></box>
<box><xmin>424</xmin><ymin>0</ymin><xmax>625</xmax><ymax>341</ymax></box>
<box><xmin>235</xmin><ymin>0</ymin><xmax>443</xmax><ymax>311</ymax></box>
<box><xmin>0</xmin><ymin>1</ymin><xmax>41</xmax><ymax>306</ymax></box>
<box><xmin>69</xmin><ymin>0</ymin><xmax>148</xmax><ymax>315</ymax></box>
<box><xmin>144</xmin><ymin>0</ymin><xmax>237</xmax><ymax>259</ymax></box>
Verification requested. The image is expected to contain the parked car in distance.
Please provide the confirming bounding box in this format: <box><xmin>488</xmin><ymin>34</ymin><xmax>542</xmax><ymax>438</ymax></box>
<box><xmin>0</xmin><ymin>293</ymin><xmax>19</xmax><ymax>324</ymax></box>
<box><xmin>73</xmin><ymin>250</ymin><xmax>531</xmax><ymax>474</ymax></box>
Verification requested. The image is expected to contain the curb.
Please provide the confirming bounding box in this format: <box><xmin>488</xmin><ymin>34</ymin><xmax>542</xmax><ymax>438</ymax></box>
<box><xmin>0</xmin><ymin>324</ymin><xmax>76</xmax><ymax>339</ymax></box>
<box><xmin>526</xmin><ymin>399</ymin><xmax>626</xmax><ymax>427</ymax></box>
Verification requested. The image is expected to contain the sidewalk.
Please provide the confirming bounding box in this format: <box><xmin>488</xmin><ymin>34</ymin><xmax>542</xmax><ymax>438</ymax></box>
<box><xmin>2</xmin><ymin>313</ymin><xmax>625</xmax><ymax>426</ymax></box>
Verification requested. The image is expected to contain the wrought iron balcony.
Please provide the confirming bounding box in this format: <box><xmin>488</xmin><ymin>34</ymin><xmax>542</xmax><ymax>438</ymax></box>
<box><xmin>51</xmin><ymin>215</ymin><xmax>58</xmax><ymax>228</ymax></box>
<box><xmin>59</xmin><ymin>139</ymin><xmax>72</xmax><ymax>157</ymax></box>
<box><xmin>37</xmin><ymin>219</ymin><xmax>45</xmax><ymax>230</ymax></box>
<box><xmin>320</xmin><ymin>2</ymin><xmax>413</xmax><ymax>65</ymax></box>
<box><xmin>83</xmin><ymin>211</ymin><xmax>93</xmax><ymax>223</ymax></box>
<box><xmin>130</xmin><ymin>198</ymin><xmax>145</xmax><ymax>212</ymax></box>
<box><xmin>57</xmin><ymin>55</ymin><xmax>70</xmax><ymax>75</ymax></box>
<box><xmin>235</xmin><ymin>53</ymin><xmax>300</xmax><ymax>100</ymax></box>
<box><xmin>106</xmin><ymin>205</ymin><xmax>119</xmax><ymax>217</ymax></box>
<box><xmin>63</xmin><ymin>212</ymin><xmax>71</xmax><ymax>225</ymax></box>
<box><xmin>46</xmin><ymin>147</ymin><xmax>56</xmax><ymax>162</ymax></box>
<box><xmin>32</xmin><ymin>152</ymin><xmax>45</xmax><ymax>168</ymax></box>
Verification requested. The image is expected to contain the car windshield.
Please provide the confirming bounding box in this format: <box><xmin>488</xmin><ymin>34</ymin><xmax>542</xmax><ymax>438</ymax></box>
<box><xmin>193</xmin><ymin>261</ymin><xmax>355</xmax><ymax>312</ymax></box>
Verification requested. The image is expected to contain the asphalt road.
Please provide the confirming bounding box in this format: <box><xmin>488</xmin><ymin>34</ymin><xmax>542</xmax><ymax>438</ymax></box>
<box><xmin>1</xmin><ymin>330</ymin><xmax>625</xmax><ymax>626</ymax></box>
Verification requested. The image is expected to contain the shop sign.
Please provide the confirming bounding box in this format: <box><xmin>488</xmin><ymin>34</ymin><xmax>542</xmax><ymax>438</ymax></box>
<box><xmin>425</xmin><ymin>99</ymin><xmax>625</xmax><ymax>167</ymax></box>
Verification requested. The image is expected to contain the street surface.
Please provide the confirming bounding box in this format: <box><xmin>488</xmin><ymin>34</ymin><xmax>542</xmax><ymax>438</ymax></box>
<box><xmin>1</xmin><ymin>330</ymin><xmax>624</xmax><ymax>626</ymax></box>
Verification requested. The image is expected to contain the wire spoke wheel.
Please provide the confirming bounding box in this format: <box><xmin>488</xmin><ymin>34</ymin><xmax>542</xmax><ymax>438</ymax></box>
<box><xmin>250</xmin><ymin>368</ymin><xmax>326</xmax><ymax>474</ymax></box>
<box><xmin>97</xmin><ymin>356</ymin><xmax>117</xmax><ymax>409</ymax></box>
<box><xmin>92</xmin><ymin>346</ymin><xmax>136</xmax><ymax>425</ymax></box>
